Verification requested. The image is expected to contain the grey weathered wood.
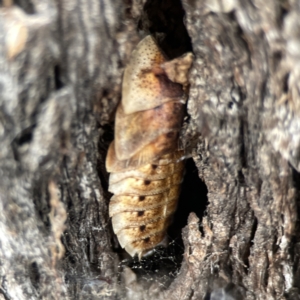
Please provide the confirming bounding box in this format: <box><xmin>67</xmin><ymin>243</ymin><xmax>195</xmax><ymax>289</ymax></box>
<box><xmin>0</xmin><ymin>0</ymin><xmax>300</xmax><ymax>299</ymax></box>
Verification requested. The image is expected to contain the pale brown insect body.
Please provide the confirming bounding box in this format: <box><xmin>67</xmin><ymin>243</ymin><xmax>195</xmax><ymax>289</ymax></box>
<box><xmin>106</xmin><ymin>35</ymin><xmax>193</xmax><ymax>258</ymax></box>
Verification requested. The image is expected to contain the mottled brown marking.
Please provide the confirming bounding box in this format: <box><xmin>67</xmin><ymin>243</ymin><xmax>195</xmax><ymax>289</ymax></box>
<box><xmin>166</xmin><ymin>132</ymin><xmax>174</xmax><ymax>138</ymax></box>
<box><xmin>137</xmin><ymin>211</ymin><xmax>144</xmax><ymax>217</ymax></box>
<box><xmin>113</xmin><ymin>100</ymin><xmax>185</xmax><ymax>161</ymax></box>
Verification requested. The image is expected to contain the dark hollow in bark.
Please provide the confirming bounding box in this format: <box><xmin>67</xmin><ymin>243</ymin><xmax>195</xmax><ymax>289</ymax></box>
<box><xmin>0</xmin><ymin>0</ymin><xmax>300</xmax><ymax>299</ymax></box>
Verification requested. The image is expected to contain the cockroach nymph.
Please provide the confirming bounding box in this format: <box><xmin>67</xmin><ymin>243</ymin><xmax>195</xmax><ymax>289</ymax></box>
<box><xmin>106</xmin><ymin>35</ymin><xmax>193</xmax><ymax>258</ymax></box>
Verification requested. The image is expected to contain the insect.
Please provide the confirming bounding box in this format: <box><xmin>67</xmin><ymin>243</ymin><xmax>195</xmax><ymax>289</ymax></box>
<box><xmin>106</xmin><ymin>35</ymin><xmax>193</xmax><ymax>258</ymax></box>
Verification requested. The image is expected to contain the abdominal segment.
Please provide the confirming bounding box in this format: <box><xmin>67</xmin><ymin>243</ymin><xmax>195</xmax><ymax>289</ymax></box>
<box><xmin>108</xmin><ymin>154</ymin><xmax>184</xmax><ymax>258</ymax></box>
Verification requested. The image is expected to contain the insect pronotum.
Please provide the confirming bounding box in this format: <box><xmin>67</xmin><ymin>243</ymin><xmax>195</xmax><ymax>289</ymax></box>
<box><xmin>106</xmin><ymin>35</ymin><xmax>193</xmax><ymax>258</ymax></box>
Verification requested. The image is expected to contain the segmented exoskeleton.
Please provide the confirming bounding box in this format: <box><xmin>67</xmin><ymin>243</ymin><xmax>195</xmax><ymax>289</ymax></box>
<box><xmin>106</xmin><ymin>35</ymin><xmax>193</xmax><ymax>258</ymax></box>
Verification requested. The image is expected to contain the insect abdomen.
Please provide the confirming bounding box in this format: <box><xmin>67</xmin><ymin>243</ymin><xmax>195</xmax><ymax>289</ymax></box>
<box><xmin>109</xmin><ymin>154</ymin><xmax>184</xmax><ymax>257</ymax></box>
<box><xmin>105</xmin><ymin>35</ymin><xmax>192</xmax><ymax>258</ymax></box>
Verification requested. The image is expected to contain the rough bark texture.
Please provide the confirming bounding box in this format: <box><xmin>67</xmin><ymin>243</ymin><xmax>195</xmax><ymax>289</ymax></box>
<box><xmin>0</xmin><ymin>0</ymin><xmax>300</xmax><ymax>299</ymax></box>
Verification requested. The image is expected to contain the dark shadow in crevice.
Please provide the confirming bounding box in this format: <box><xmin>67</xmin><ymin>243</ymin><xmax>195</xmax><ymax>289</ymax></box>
<box><xmin>168</xmin><ymin>158</ymin><xmax>208</xmax><ymax>245</ymax></box>
<box><xmin>290</xmin><ymin>164</ymin><xmax>300</xmax><ymax>290</ymax></box>
<box><xmin>54</xmin><ymin>65</ymin><xmax>64</xmax><ymax>90</ymax></box>
<box><xmin>139</xmin><ymin>0</ymin><xmax>193</xmax><ymax>59</ymax></box>
<box><xmin>242</xmin><ymin>215</ymin><xmax>257</xmax><ymax>274</ymax></box>
<box><xmin>14</xmin><ymin>0</ymin><xmax>35</xmax><ymax>14</ymax></box>
<box><xmin>11</xmin><ymin>124</ymin><xmax>36</xmax><ymax>162</ymax></box>
<box><xmin>97</xmin><ymin>123</ymin><xmax>114</xmax><ymax>192</ymax></box>
<box><xmin>28</xmin><ymin>262</ymin><xmax>40</xmax><ymax>291</ymax></box>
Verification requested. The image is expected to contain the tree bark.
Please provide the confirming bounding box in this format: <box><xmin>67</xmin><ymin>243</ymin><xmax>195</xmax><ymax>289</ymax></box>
<box><xmin>0</xmin><ymin>0</ymin><xmax>299</xmax><ymax>299</ymax></box>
